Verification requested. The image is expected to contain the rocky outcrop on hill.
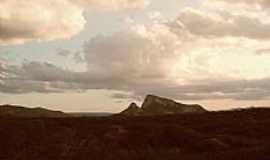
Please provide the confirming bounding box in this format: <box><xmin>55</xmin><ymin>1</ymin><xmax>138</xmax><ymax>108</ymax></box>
<box><xmin>120</xmin><ymin>103</ymin><xmax>142</xmax><ymax>116</ymax></box>
<box><xmin>120</xmin><ymin>95</ymin><xmax>207</xmax><ymax>116</ymax></box>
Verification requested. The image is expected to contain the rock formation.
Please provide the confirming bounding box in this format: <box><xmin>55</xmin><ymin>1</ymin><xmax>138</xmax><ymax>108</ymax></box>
<box><xmin>120</xmin><ymin>102</ymin><xmax>142</xmax><ymax>116</ymax></box>
<box><xmin>120</xmin><ymin>94</ymin><xmax>207</xmax><ymax>116</ymax></box>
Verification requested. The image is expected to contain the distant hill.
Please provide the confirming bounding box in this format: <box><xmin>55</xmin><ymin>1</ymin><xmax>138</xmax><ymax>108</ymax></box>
<box><xmin>0</xmin><ymin>105</ymin><xmax>68</xmax><ymax>118</ymax></box>
<box><xmin>69</xmin><ymin>112</ymin><xmax>113</xmax><ymax>117</ymax></box>
<box><xmin>120</xmin><ymin>95</ymin><xmax>207</xmax><ymax>116</ymax></box>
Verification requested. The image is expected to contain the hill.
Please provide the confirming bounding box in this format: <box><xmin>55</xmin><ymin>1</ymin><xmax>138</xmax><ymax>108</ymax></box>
<box><xmin>0</xmin><ymin>104</ymin><xmax>68</xmax><ymax>118</ymax></box>
<box><xmin>120</xmin><ymin>95</ymin><xmax>207</xmax><ymax>116</ymax></box>
<box><xmin>69</xmin><ymin>112</ymin><xmax>113</xmax><ymax>117</ymax></box>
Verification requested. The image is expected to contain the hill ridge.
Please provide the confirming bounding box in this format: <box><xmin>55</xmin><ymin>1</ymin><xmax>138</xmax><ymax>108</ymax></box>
<box><xmin>0</xmin><ymin>104</ymin><xmax>68</xmax><ymax>118</ymax></box>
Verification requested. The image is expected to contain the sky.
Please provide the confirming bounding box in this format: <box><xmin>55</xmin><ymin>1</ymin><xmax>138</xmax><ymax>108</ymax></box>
<box><xmin>1</xmin><ymin>0</ymin><xmax>270</xmax><ymax>112</ymax></box>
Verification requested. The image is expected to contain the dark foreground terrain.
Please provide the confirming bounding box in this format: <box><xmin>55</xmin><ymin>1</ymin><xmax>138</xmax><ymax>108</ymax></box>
<box><xmin>1</xmin><ymin>108</ymin><xmax>270</xmax><ymax>160</ymax></box>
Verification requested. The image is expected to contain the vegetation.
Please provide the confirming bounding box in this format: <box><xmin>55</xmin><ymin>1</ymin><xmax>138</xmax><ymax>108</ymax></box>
<box><xmin>1</xmin><ymin>108</ymin><xmax>270</xmax><ymax>160</ymax></box>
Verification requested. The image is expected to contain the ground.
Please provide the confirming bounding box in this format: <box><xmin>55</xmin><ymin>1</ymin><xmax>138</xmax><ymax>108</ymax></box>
<box><xmin>1</xmin><ymin>108</ymin><xmax>270</xmax><ymax>160</ymax></box>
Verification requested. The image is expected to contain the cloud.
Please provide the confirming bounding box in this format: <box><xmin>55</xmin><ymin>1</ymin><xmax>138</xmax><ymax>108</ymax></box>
<box><xmin>2</xmin><ymin>61</ymin><xmax>270</xmax><ymax>101</ymax></box>
<box><xmin>2</xmin><ymin>22</ymin><xmax>270</xmax><ymax>102</ymax></box>
<box><xmin>208</xmin><ymin>0</ymin><xmax>270</xmax><ymax>9</ymax></box>
<box><xmin>4</xmin><ymin>60</ymin><xmax>270</xmax><ymax>101</ymax></box>
<box><xmin>83</xmin><ymin>24</ymin><xmax>181</xmax><ymax>83</ymax></box>
<box><xmin>172</xmin><ymin>8</ymin><xmax>270</xmax><ymax>40</ymax></box>
<box><xmin>0</xmin><ymin>0</ymin><xmax>86</xmax><ymax>45</ymax></box>
<box><xmin>0</xmin><ymin>62</ymin><xmax>75</xmax><ymax>93</ymax></box>
<box><xmin>0</xmin><ymin>0</ymin><xmax>147</xmax><ymax>45</ymax></box>
<box><xmin>72</xmin><ymin>0</ymin><xmax>147</xmax><ymax>10</ymax></box>
<box><xmin>137</xmin><ymin>78</ymin><xmax>270</xmax><ymax>101</ymax></box>
<box><xmin>57</xmin><ymin>49</ymin><xmax>73</xmax><ymax>57</ymax></box>
<box><xmin>0</xmin><ymin>23</ymin><xmax>182</xmax><ymax>93</ymax></box>
<box><xmin>256</xmin><ymin>48</ymin><xmax>270</xmax><ymax>55</ymax></box>
<box><xmin>109</xmin><ymin>78</ymin><xmax>270</xmax><ymax>101</ymax></box>
<box><xmin>2</xmin><ymin>2</ymin><xmax>270</xmax><ymax>103</ymax></box>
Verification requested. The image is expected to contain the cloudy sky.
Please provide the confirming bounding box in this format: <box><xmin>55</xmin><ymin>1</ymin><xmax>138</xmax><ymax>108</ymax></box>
<box><xmin>1</xmin><ymin>0</ymin><xmax>270</xmax><ymax>112</ymax></box>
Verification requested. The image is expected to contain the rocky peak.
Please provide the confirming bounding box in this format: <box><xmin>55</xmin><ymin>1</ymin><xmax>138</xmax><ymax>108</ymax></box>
<box><xmin>142</xmin><ymin>95</ymin><xmax>177</xmax><ymax>110</ymax></box>
<box><xmin>120</xmin><ymin>94</ymin><xmax>207</xmax><ymax>116</ymax></box>
<box><xmin>120</xmin><ymin>103</ymin><xmax>142</xmax><ymax>116</ymax></box>
<box><xmin>129</xmin><ymin>103</ymin><xmax>140</xmax><ymax>109</ymax></box>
